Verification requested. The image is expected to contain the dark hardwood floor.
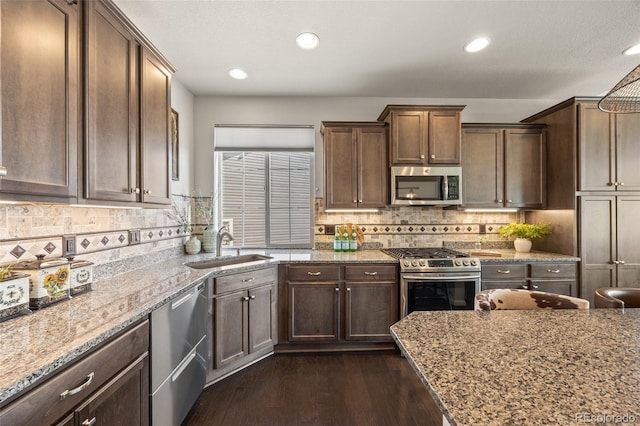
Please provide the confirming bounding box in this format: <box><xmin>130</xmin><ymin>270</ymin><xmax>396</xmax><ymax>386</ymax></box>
<box><xmin>183</xmin><ymin>351</ymin><xmax>442</xmax><ymax>426</ymax></box>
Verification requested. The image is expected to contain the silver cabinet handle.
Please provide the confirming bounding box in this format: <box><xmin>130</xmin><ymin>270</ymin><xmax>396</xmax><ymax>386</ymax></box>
<box><xmin>81</xmin><ymin>418</ymin><xmax>96</xmax><ymax>426</ymax></box>
<box><xmin>335</xmin><ymin>287</ymin><xmax>340</xmax><ymax>292</ymax></box>
<box><xmin>242</xmin><ymin>277</ymin><xmax>255</xmax><ymax>283</ymax></box>
<box><xmin>430</xmin><ymin>154</ymin><xmax>435</xmax><ymax>159</ymax></box>
<box><xmin>242</xmin><ymin>296</ymin><xmax>250</xmax><ymax>302</ymax></box>
<box><xmin>546</xmin><ymin>269</ymin><xmax>561</xmax><ymax>274</ymax></box>
<box><xmin>619</xmin><ymin>182</ymin><xmax>625</xmax><ymax>186</ymax></box>
<box><xmin>616</xmin><ymin>260</ymin><xmax>626</xmax><ymax>265</ymax></box>
<box><xmin>249</xmin><ymin>295</ymin><xmax>256</xmax><ymax>300</ymax></box>
<box><xmin>608</xmin><ymin>182</ymin><xmax>615</xmax><ymax>186</ymax></box>
<box><xmin>353</xmin><ymin>199</ymin><xmax>357</xmax><ymax>203</ymax></box>
<box><xmin>60</xmin><ymin>372</ymin><xmax>95</xmax><ymax>400</ymax></box>
<box><xmin>507</xmin><ymin>199</ymin><xmax>513</xmax><ymax>203</ymax></box>
<box><xmin>358</xmin><ymin>199</ymin><xmax>363</xmax><ymax>203</ymax></box>
<box><xmin>129</xmin><ymin>187</ymin><xmax>140</xmax><ymax>194</ymax></box>
<box><xmin>364</xmin><ymin>271</ymin><xmax>378</xmax><ymax>276</ymax></box>
<box><xmin>496</xmin><ymin>199</ymin><xmax>503</xmax><ymax>203</ymax></box>
<box><xmin>143</xmin><ymin>189</ymin><xmax>151</xmax><ymax>195</ymax></box>
<box><xmin>307</xmin><ymin>271</ymin><xmax>321</xmax><ymax>276</ymax></box>
<box><xmin>346</xmin><ymin>287</ymin><xmax>351</xmax><ymax>292</ymax></box>
<box><xmin>420</xmin><ymin>154</ymin><xmax>425</xmax><ymax>159</ymax></box>
<box><xmin>0</xmin><ymin>166</ymin><xmax>7</xmax><ymax>177</ymax></box>
<box><xmin>520</xmin><ymin>285</ymin><xmax>528</xmax><ymax>289</ymax></box>
<box><xmin>497</xmin><ymin>270</ymin><xmax>511</xmax><ymax>274</ymax></box>
<box><xmin>531</xmin><ymin>285</ymin><xmax>539</xmax><ymax>289</ymax></box>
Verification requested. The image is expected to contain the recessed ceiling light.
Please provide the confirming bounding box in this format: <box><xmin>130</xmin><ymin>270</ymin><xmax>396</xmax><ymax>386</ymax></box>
<box><xmin>464</xmin><ymin>37</ymin><xmax>490</xmax><ymax>53</ymax></box>
<box><xmin>296</xmin><ymin>32</ymin><xmax>320</xmax><ymax>50</ymax></box>
<box><xmin>228</xmin><ymin>68</ymin><xmax>248</xmax><ymax>80</ymax></box>
<box><xmin>623</xmin><ymin>42</ymin><xmax>640</xmax><ymax>55</ymax></box>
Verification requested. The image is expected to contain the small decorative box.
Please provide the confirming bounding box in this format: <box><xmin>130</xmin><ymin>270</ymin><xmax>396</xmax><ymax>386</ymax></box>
<box><xmin>0</xmin><ymin>271</ymin><xmax>31</xmax><ymax>322</ymax></box>
<box><xmin>13</xmin><ymin>256</ymin><xmax>71</xmax><ymax>309</ymax></box>
<box><xmin>68</xmin><ymin>259</ymin><xmax>94</xmax><ymax>296</ymax></box>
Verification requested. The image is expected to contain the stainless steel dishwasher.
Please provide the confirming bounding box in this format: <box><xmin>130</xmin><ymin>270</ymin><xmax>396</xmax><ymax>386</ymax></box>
<box><xmin>151</xmin><ymin>279</ymin><xmax>208</xmax><ymax>426</ymax></box>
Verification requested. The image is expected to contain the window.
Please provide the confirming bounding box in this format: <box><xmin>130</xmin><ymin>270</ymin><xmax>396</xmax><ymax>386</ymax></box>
<box><xmin>214</xmin><ymin>126</ymin><xmax>314</xmax><ymax>248</ymax></box>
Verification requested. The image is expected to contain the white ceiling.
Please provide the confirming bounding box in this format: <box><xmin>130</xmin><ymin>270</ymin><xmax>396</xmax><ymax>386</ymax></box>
<box><xmin>113</xmin><ymin>0</ymin><xmax>640</xmax><ymax>100</ymax></box>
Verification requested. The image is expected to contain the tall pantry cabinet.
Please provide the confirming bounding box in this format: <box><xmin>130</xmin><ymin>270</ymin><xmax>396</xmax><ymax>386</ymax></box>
<box><xmin>523</xmin><ymin>98</ymin><xmax>640</xmax><ymax>304</ymax></box>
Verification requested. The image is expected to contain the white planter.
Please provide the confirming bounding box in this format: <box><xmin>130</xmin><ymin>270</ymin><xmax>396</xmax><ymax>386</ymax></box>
<box><xmin>514</xmin><ymin>238</ymin><xmax>532</xmax><ymax>253</ymax></box>
<box><xmin>185</xmin><ymin>236</ymin><xmax>202</xmax><ymax>255</ymax></box>
<box><xmin>201</xmin><ymin>227</ymin><xmax>215</xmax><ymax>253</ymax></box>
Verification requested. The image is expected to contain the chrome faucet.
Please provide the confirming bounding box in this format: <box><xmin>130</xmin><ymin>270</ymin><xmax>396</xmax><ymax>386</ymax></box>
<box><xmin>216</xmin><ymin>227</ymin><xmax>234</xmax><ymax>257</ymax></box>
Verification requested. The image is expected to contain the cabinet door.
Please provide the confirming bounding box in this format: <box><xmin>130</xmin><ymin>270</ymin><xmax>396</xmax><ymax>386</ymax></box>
<box><xmin>428</xmin><ymin>110</ymin><xmax>461</xmax><ymax>164</ymax></box>
<box><xmin>289</xmin><ymin>282</ymin><xmax>339</xmax><ymax>342</ymax></box>
<box><xmin>85</xmin><ymin>0</ymin><xmax>139</xmax><ymax>202</ymax></box>
<box><xmin>390</xmin><ymin>111</ymin><xmax>426</xmax><ymax>165</ymax></box>
<box><xmin>357</xmin><ymin>126</ymin><xmax>388</xmax><ymax>208</ymax></box>
<box><xmin>579</xmin><ymin>196</ymin><xmax>616</xmax><ymax>303</ymax></box>
<box><xmin>616</xmin><ymin>196</ymin><xmax>640</xmax><ymax>288</ymax></box>
<box><xmin>614</xmin><ymin>114</ymin><xmax>640</xmax><ymax>191</ymax></box>
<box><xmin>461</xmin><ymin>127</ymin><xmax>504</xmax><ymax>208</ymax></box>
<box><xmin>214</xmin><ymin>290</ymin><xmax>248</xmax><ymax>368</ymax></box>
<box><xmin>504</xmin><ymin>128</ymin><xmax>546</xmax><ymax>208</ymax></box>
<box><xmin>248</xmin><ymin>283</ymin><xmax>277</xmax><ymax>353</ymax></box>
<box><xmin>578</xmin><ymin>104</ymin><xmax>615</xmax><ymax>191</ymax></box>
<box><xmin>324</xmin><ymin>126</ymin><xmax>357</xmax><ymax>209</ymax></box>
<box><xmin>0</xmin><ymin>0</ymin><xmax>78</xmax><ymax>200</ymax></box>
<box><xmin>73</xmin><ymin>354</ymin><xmax>149</xmax><ymax>426</ymax></box>
<box><xmin>140</xmin><ymin>48</ymin><xmax>171</xmax><ymax>205</ymax></box>
<box><xmin>345</xmin><ymin>281</ymin><xmax>397</xmax><ymax>341</ymax></box>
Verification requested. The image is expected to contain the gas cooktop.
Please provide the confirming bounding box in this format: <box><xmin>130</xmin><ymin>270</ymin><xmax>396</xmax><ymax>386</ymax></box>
<box><xmin>382</xmin><ymin>247</ymin><xmax>480</xmax><ymax>273</ymax></box>
<box><xmin>382</xmin><ymin>247</ymin><xmax>469</xmax><ymax>259</ymax></box>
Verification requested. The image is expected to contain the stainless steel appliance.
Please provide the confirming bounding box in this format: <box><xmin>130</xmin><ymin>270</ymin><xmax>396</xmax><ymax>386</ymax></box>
<box><xmin>390</xmin><ymin>166</ymin><xmax>462</xmax><ymax>206</ymax></box>
<box><xmin>151</xmin><ymin>279</ymin><xmax>208</xmax><ymax>426</ymax></box>
<box><xmin>382</xmin><ymin>248</ymin><xmax>480</xmax><ymax>316</ymax></box>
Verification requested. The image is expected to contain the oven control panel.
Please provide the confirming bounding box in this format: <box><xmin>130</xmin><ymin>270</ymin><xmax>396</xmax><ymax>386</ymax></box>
<box><xmin>400</xmin><ymin>257</ymin><xmax>479</xmax><ymax>272</ymax></box>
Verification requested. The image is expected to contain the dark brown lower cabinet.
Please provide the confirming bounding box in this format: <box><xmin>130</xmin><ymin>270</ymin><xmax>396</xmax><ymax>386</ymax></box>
<box><xmin>0</xmin><ymin>320</ymin><xmax>149</xmax><ymax>426</ymax></box>
<box><xmin>481</xmin><ymin>262</ymin><xmax>577</xmax><ymax>297</ymax></box>
<box><xmin>208</xmin><ymin>266</ymin><xmax>278</xmax><ymax>384</ymax></box>
<box><xmin>280</xmin><ymin>263</ymin><xmax>398</xmax><ymax>350</ymax></box>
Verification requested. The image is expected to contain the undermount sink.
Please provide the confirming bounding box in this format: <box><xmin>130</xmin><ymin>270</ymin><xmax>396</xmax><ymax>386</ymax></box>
<box><xmin>184</xmin><ymin>254</ymin><xmax>273</xmax><ymax>269</ymax></box>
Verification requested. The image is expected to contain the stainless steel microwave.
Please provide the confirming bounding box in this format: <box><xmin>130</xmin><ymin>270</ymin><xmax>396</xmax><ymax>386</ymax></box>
<box><xmin>390</xmin><ymin>166</ymin><xmax>462</xmax><ymax>206</ymax></box>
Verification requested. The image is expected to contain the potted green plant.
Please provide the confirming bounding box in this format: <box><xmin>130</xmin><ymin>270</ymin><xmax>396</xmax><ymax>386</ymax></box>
<box><xmin>498</xmin><ymin>222</ymin><xmax>551</xmax><ymax>253</ymax></box>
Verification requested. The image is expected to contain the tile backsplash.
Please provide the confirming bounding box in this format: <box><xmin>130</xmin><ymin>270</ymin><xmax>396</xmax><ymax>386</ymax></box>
<box><xmin>0</xmin><ymin>197</ymin><xmax>522</xmax><ymax>270</ymax></box>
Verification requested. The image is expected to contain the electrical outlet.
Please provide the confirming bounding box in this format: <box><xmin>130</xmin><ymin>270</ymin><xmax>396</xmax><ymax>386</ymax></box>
<box><xmin>62</xmin><ymin>235</ymin><xmax>76</xmax><ymax>257</ymax></box>
<box><xmin>325</xmin><ymin>224</ymin><xmax>336</xmax><ymax>235</ymax></box>
<box><xmin>129</xmin><ymin>229</ymin><xmax>141</xmax><ymax>245</ymax></box>
<box><xmin>479</xmin><ymin>224</ymin><xmax>486</xmax><ymax>234</ymax></box>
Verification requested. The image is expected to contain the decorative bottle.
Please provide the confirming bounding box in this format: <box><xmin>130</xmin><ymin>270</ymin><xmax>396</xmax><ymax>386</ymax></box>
<box><xmin>334</xmin><ymin>228</ymin><xmax>342</xmax><ymax>252</ymax></box>
<box><xmin>350</xmin><ymin>227</ymin><xmax>358</xmax><ymax>252</ymax></box>
<box><xmin>341</xmin><ymin>226</ymin><xmax>349</xmax><ymax>252</ymax></box>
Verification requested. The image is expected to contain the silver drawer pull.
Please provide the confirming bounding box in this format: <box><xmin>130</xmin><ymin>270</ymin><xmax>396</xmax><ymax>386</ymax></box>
<box><xmin>497</xmin><ymin>270</ymin><xmax>511</xmax><ymax>274</ymax></box>
<box><xmin>60</xmin><ymin>372</ymin><xmax>95</xmax><ymax>400</ymax></box>
<box><xmin>242</xmin><ymin>296</ymin><xmax>250</xmax><ymax>302</ymax></box>
<box><xmin>546</xmin><ymin>269</ymin><xmax>561</xmax><ymax>274</ymax></box>
<box><xmin>531</xmin><ymin>285</ymin><xmax>539</xmax><ymax>289</ymax></box>
<box><xmin>82</xmin><ymin>418</ymin><xmax>96</xmax><ymax>426</ymax></box>
<box><xmin>307</xmin><ymin>271</ymin><xmax>321</xmax><ymax>276</ymax></box>
<box><xmin>335</xmin><ymin>287</ymin><xmax>340</xmax><ymax>292</ymax></box>
<box><xmin>364</xmin><ymin>271</ymin><xmax>378</xmax><ymax>276</ymax></box>
<box><xmin>242</xmin><ymin>277</ymin><xmax>255</xmax><ymax>283</ymax></box>
<box><xmin>249</xmin><ymin>295</ymin><xmax>256</xmax><ymax>300</ymax></box>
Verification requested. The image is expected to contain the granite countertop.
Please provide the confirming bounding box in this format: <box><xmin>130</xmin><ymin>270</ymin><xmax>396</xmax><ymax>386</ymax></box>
<box><xmin>0</xmin><ymin>247</ymin><xmax>577</xmax><ymax>406</ymax></box>
<box><xmin>391</xmin><ymin>310</ymin><xmax>640</xmax><ymax>425</ymax></box>
<box><xmin>0</xmin><ymin>248</ymin><xmax>396</xmax><ymax>405</ymax></box>
<box><xmin>465</xmin><ymin>249</ymin><xmax>580</xmax><ymax>263</ymax></box>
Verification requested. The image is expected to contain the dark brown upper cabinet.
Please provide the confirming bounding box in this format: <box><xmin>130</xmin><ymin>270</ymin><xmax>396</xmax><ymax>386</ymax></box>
<box><xmin>322</xmin><ymin>122</ymin><xmax>388</xmax><ymax>210</ymax></box>
<box><xmin>0</xmin><ymin>0</ymin><xmax>80</xmax><ymax>202</ymax></box>
<box><xmin>85</xmin><ymin>0</ymin><xmax>173</xmax><ymax>206</ymax></box>
<box><xmin>377</xmin><ymin>105</ymin><xmax>464</xmax><ymax>166</ymax></box>
<box><xmin>461</xmin><ymin>124</ymin><xmax>546</xmax><ymax>209</ymax></box>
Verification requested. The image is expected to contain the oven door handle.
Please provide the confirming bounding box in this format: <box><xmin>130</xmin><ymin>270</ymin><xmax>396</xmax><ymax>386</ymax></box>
<box><xmin>402</xmin><ymin>274</ymin><xmax>481</xmax><ymax>281</ymax></box>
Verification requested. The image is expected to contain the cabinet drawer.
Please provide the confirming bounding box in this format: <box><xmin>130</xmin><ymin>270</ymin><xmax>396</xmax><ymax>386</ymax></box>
<box><xmin>530</xmin><ymin>263</ymin><xmax>576</xmax><ymax>279</ymax></box>
<box><xmin>0</xmin><ymin>320</ymin><xmax>149</xmax><ymax>426</ymax></box>
<box><xmin>214</xmin><ymin>266</ymin><xmax>276</xmax><ymax>294</ymax></box>
<box><xmin>345</xmin><ymin>264</ymin><xmax>397</xmax><ymax>281</ymax></box>
<box><xmin>481</xmin><ymin>264</ymin><xmax>527</xmax><ymax>279</ymax></box>
<box><xmin>287</xmin><ymin>265</ymin><xmax>340</xmax><ymax>282</ymax></box>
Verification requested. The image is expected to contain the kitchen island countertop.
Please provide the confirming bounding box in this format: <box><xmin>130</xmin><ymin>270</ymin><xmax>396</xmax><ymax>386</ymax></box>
<box><xmin>391</xmin><ymin>309</ymin><xmax>640</xmax><ymax>425</ymax></box>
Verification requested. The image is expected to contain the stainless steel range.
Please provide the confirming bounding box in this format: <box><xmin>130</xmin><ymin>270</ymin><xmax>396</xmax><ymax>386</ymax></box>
<box><xmin>382</xmin><ymin>248</ymin><xmax>481</xmax><ymax>316</ymax></box>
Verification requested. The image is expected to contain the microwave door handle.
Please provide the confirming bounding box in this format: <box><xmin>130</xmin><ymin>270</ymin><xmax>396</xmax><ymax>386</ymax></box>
<box><xmin>442</xmin><ymin>176</ymin><xmax>449</xmax><ymax>201</ymax></box>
